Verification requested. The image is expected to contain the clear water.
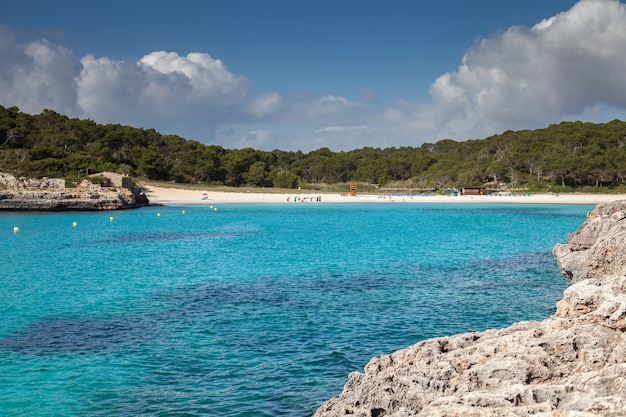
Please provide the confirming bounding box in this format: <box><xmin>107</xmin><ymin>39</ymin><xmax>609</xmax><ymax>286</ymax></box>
<box><xmin>0</xmin><ymin>203</ymin><xmax>591</xmax><ymax>416</ymax></box>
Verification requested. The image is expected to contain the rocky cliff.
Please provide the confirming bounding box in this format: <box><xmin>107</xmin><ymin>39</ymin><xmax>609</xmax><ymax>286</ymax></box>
<box><xmin>0</xmin><ymin>188</ymin><xmax>149</xmax><ymax>210</ymax></box>
<box><xmin>0</xmin><ymin>172</ymin><xmax>149</xmax><ymax>210</ymax></box>
<box><xmin>314</xmin><ymin>200</ymin><xmax>626</xmax><ymax>417</ymax></box>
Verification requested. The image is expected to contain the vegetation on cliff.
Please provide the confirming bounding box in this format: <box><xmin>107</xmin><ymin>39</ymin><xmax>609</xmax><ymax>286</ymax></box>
<box><xmin>1</xmin><ymin>105</ymin><xmax>626</xmax><ymax>192</ymax></box>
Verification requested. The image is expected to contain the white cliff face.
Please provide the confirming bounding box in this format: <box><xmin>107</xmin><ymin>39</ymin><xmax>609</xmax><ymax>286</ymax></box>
<box><xmin>314</xmin><ymin>201</ymin><xmax>626</xmax><ymax>417</ymax></box>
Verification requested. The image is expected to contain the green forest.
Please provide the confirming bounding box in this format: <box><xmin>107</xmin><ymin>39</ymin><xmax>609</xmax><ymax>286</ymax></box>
<box><xmin>1</xmin><ymin>104</ymin><xmax>626</xmax><ymax>192</ymax></box>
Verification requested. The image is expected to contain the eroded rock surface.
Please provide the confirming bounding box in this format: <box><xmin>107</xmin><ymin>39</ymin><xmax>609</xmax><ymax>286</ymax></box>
<box><xmin>314</xmin><ymin>200</ymin><xmax>626</xmax><ymax>417</ymax></box>
<box><xmin>0</xmin><ymin>172</ymin><xmax>148</xmax><ymax>210</ymax></box>
<box><xmin>0</xmin><ymin>188</ymin><xmax>149</xmax><ymax>210</ymax></box>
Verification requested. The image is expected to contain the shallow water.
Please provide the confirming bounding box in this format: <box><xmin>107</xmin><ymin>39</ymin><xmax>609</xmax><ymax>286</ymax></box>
<box><xmin>0</xmin><ymin>203</ymin><xmax>591</xmax><ymax>416</ymax></box>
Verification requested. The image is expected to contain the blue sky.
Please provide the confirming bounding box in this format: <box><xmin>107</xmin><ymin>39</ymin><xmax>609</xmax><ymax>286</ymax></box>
<box><xmin>2</xmin><ymin>0</ymin><xmax>626</xmax><ymax>151</ymax></box>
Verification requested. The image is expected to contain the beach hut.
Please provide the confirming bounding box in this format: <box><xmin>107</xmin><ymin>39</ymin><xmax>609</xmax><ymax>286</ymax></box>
<box><xmin>461</xmin><ymin>187</ymin><xmax>485</xmax><ymax>196</ymax></box>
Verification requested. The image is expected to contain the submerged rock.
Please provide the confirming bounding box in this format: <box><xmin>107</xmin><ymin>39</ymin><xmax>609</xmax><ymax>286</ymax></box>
<box><xmin>314</xmin><ymin>200</ymin><xmax>626</xmax><ymax>417</ymax></box>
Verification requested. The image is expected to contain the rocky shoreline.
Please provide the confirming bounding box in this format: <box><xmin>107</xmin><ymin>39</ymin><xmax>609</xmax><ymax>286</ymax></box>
<box><xmin>0</xmin><ymin>173</ymin><xmax>149</xmax><ymax>210</ymax></box>
<box><xmin>0</xmin><ymin>188</ymin><xmax>149</xmax><ymax>210</ymax></box>
<box><xmin>314</xmin><ymin>200</ymin><xmax>626</xmax><ymax>417</ymax></box>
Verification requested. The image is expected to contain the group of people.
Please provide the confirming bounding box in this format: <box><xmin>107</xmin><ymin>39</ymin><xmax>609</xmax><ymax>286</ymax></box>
<box><xmin>287</xmin><ymin>195</ymin><xmax>322</xmax><ymax>202</ymax></box>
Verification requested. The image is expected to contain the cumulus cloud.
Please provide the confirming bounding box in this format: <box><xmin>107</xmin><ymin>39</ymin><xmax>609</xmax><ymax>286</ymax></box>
<box><xmin>0</xmin><ymin>27</ymin><xmax>249</xmax><ymax>141</ymax></box>
<box><xmin>77</xmin><ymin>55</ymin><xmax>142</xmax><ymax>122</ymax></box>
<box><xmin>0</xmin><ymin>26</ymin><xmax>81</xmax><ymax>116</ymax></box>
<box><xmin>138</xmin><ymin>51</ymin><xmax>248</xmax><ymax>108</ymax></box>
<box><xmin>428</xmin><ymin>0</ymin><xmax>626</xmax><ymax>139</ymax></box>
<box><xmin>77</xmin><ymin>51</ymin><xmax>249</xmax><ymax>138</ymax></box>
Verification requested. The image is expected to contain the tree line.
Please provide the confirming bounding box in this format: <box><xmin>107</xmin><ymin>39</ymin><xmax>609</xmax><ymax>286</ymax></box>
<box><xmin>1</xmin><ymin>104</ymin><xmax>626</xmax><ymax>191</ymax></box>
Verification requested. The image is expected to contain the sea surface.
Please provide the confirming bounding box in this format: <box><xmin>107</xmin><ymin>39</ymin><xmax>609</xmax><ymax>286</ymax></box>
<box><xmin>0</xmin><ymin>203</ymin><xmax>592</xmax><ymax>416</ymax></box>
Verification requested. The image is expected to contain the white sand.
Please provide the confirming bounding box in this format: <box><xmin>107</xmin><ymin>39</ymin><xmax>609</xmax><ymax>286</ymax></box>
<box><xmin>142</xmin><ymin>185</ymin><xmax>626</xmax><ymax>206</ymax></box>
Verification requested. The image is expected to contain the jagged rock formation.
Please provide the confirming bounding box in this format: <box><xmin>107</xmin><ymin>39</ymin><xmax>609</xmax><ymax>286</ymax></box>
<box><xmin>553</xmin><ymin>202</ymin><xmax>626</xmax><ymax>283</ymax></box>
<box><xmin>0</xmin><ymin>173</ymin><xmax>148</xmax><ymax>210</ymax></box>
<box><xmin>314</xmin><ymin>200</ymin><xmax>626</xmax><ymax>417</ymax></box>
<box><xmin>0</xmin><ymin>189</ymin><xmax>149</xmax><ymax>210</ymax></box>
<box><xmin>0</xmin><ymin>172</ymin><xmax>66</xmax><ymax>189</ymax></box>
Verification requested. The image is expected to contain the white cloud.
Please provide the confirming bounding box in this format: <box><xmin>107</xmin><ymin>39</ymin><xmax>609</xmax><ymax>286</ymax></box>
<box><xmin>0</xmin><ymin>28</ymin><xmax>249</xmax><ymax>140</ymax></box>
<box><xmin>0</xmin><ymin>26</ymin><xmax>81</xmax><ymax>116</ymax></box>
<box><xmin>428</xmin><ymin>0</ymin><xmax>626</xmax><ymax>140</ymax></box>
<box><xmin>77</xmin><ymin>55</ymin><xmax>142</xmax><ymax>122</ymax></box>
<box><xmin>77</xmin><ymin>51</ymin><xmax>249</xmax><ymax>138</ymax></box>
<box><xmin>244</xmin><ymin>93</ymin><xmax>283</xmax><ymax>118</ymax></box>
<box><xmin>138</xmin><ymin>51</ymin><xmax>248</xmax><ymax>107</ymax></box>
<box><xmin>281</xmin><ymin>94</ymin><xmax>371</xmax><ymax>125</ymax></box>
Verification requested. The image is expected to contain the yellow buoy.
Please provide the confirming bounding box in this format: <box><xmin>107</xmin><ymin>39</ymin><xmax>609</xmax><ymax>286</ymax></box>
<box><xmin>182</xmin><ymin>210</ymin><xmax>186</xmax><ymax>215</ymax></box>
<box><xmin>13</xmin><ymin>226</ymin><xmax>20</xmax><ymax>233</ymax></box>
<box><xmin>214</xmin><ymin>207</ymin><xmax>218</xmax><ymax>211</ymax></box>
<box><xmin>109</xmin><ymin>216</ymin><xmax>115</xmax><ymax>222</ymax></box>
<box><xmin>157</xmin><ymin>212</ymin><xmax>161</xmax><ymax>217</ymax></box>
<box><xmin>72</xmin><ymin>222</ymin><xmax>78</xmax><ymax>227</ymax></box>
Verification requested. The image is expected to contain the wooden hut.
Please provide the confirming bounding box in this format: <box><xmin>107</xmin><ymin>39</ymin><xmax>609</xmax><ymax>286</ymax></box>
<box><xmin>461</xmin><ymin>187</ymin><xmax>485</xmax><ymax>196</ymax></box>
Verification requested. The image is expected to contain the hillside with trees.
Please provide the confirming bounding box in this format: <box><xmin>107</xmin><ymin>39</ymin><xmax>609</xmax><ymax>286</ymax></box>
<box><xmin>1</xmin><ymin>104</ymin><xmax>626</xmax><ymax>192</ymax></box>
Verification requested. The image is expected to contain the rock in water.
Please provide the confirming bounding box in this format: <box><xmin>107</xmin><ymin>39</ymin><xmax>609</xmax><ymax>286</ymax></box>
<box><xmin>314</xmin><ymin>200</ymin><xmax>626</xmax><ymax>417</ymax></box>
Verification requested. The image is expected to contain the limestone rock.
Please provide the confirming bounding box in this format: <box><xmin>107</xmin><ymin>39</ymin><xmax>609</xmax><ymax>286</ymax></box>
<box><xmin>0</xmin><ymin>172</ymin><xmax>66</xmax><ymax>189</ymax></box>
<box><xmin>0</xmin><ymin>172</ymin><xmax>148</xmax><ymax>210</ymax></box>
<box><xmin>314</xmin><ymin>200</ymin><xmax>626</xmax><ymax>417</ymax></box>
<box><xmin>0</xmin><ymin>188</ymin><xmax>148</xmax><ymax>210</ymax></box>
<box><xmin>553</xmin><ymin>202</ymin><xmax>626</xmax><ymax>283</ymax></box>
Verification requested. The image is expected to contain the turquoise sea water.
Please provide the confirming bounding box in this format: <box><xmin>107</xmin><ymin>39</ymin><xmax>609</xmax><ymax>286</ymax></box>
<box><xmin>0</xmin><ymin>203</ymin><xmax>591</xmax><ymax>416</ymax></box>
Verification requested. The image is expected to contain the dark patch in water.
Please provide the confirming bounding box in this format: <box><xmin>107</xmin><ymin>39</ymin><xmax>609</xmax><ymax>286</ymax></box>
<box><xmin>466</xmin><ymin>206</ymin><xmax>589</xmax><ymax>219</ymax></box>
<box><xmin>97</xmin><ymin>230</ymin><xmax>257</xmax><ymax>246</ymax></box>
<box><xmin>459</xmin><ymin>251</ymin><xmax>565</xmax><ymax>292</ymax></box>
<box><xmin>158</xmin><ymin>281</ymin><xmax>289</xmax><ymax>311</ymax></box>
<box><xmin>156</xmin><ymin>269</ymin><xmax>398</xmax><ymax>312</ymax></box>
<box><xmin>408</xmin><ymin>251</ymin><xmax>555</xmax><ymax>276</ymax></box>
<box><xmin>469</xmin><ymin>251</ymin><xmax>555</xmax><ymax>273</ymax></box>
<box><xmin>0</xmin><ymin>316</ymin><xmax>151</xmax><ymax>355</ymax></box>
<box><xmin>307</xmin><ymin>270</ymin><xmax>394</xmax><ymax>293</ymax></box>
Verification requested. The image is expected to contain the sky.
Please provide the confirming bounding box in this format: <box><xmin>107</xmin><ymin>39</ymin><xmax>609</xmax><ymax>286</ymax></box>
<box><xmin>2</xmin><ymin>0</ymin><xmax>626</xmax><ymax>152</ymax></box>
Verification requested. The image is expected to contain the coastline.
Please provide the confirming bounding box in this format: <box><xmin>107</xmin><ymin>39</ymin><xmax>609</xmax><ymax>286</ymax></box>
<box><xmin>142</xmin><ymin>185</ymin><xmax>626</xmax><ymax>206</ymax></box>
<box><xmin>312</xmin><ymin>200</ymin><xmax>626</xmax><ymax>416</ymax></box>
<box><xmin>0</xmin><ymin>188</ymin><xmax>148</xmax><ymax>211</ymax></box>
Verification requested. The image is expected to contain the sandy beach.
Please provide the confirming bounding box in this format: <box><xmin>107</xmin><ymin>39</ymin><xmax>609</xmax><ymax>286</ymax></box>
<box><xmin>142</xmin><ymin>185</ymin><xmax>626</xmax><ymax>206</ymax></box>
